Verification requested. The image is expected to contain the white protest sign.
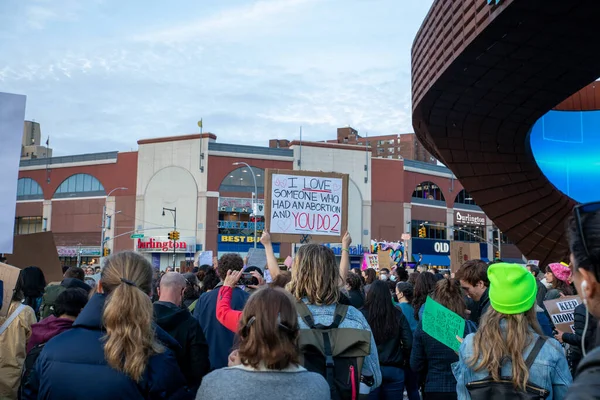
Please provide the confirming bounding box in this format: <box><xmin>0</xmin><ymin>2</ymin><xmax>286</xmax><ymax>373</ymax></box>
<box><xmin>269</xmin><ymin>174</ymin><xmax>343</xmax><ymax>235</ymax></box>
<box><xmin>544</xmin><ymin>295</ymin><xmax>581</xmax><ymax>333</ymax></box>
<box><xmin>0</xmin><ymin>93</ymin><xmax>27</xmax><ymax>254</ymax></box>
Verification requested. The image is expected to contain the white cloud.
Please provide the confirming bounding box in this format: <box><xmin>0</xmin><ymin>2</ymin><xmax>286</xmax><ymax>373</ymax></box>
<box><xmin>132</xmin><ymin>0</ymin><xmax>316</xmax><ymax>43</ymax></box>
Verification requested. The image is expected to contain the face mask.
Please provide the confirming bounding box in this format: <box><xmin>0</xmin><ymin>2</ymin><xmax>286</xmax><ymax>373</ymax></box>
<box><xmin>380</xmin><ymin>274</ymin><xmax>388</xmax><ymax>281</ymax></box>
<box><xmin>390</xmin><ymin>275</ymin><xmax>397</xmax><ymax>282</ymax></box>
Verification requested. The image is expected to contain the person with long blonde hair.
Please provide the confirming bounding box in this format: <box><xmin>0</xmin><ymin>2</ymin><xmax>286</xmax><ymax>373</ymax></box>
<box><xmin>22</xmin><ymin>252</ymin><xmax>187</xmax><ymax>400</ymax></box>
<box><xmin>453</xmin><ymin>263</ymin><xmax>571</xmax><ymax>399</ymax></box>
<box><xmin>286</xmin><ymin>243</ymin><xmax>382</xmax><ymax>396</ymax></box>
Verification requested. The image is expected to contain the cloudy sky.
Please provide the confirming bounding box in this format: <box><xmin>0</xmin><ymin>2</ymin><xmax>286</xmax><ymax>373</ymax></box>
<box><xmin>1</xmin><ymin>0</ymin><xmax>433</xmax><ymax>156</ymax></box>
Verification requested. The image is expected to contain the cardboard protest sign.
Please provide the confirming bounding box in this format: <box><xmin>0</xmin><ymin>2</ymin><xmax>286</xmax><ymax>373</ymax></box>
<box><xmin>362</xmin><ymin>254</ymin><xmax>379</xmax><ymax>271</ymax></box>
<box><xmin>264</xmin><ymin>169</ymin><xmax>349</xmax><ymax>243</ymax></box>
<box><xmin>0</xmin><ymin>263</ymin><xmax>21</xmax><ymax>317</ymax></box>
<box><xmin>544</xmin><ymin>295</ymin><xmax>581</xmax><ymax>333</ymax></box>
<box><xmin>422</xmin><ymin>296</ymin><xmax>466</xmax><ymax>352</ymax></box>
<box><xmin>5</xmin><ymin>232</ymin><xmax>63</xmax><ymax>283</ymax></box>
<box><xmin>0</xmin><ymin>92</ymin><xmax>27</xmax><ymax>254</ymax></box>
<box><xmin>196</xmin><ymin>251</ymin><xmax>213</xmax><ymax>267</ymax></box>
<box><xmin>377</xmin><ymin>250</ymin><xmax>394</xmax><ymax>269</ymax></box>
<box><xmin>247</xmin><ymin>248</ymin><xmax>267</xmax><ymax>269</ymax></box>
<box><xmin>450</xmin><ymin>241</ymin><xmax>480</xmax><ymax>273</ymax></box>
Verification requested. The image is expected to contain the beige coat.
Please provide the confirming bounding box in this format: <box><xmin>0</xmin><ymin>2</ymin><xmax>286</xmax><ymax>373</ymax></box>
<box><xmin>0</xmin><ymin>301</ymin><xmax>36</xmax><ymax>400</ymax></box>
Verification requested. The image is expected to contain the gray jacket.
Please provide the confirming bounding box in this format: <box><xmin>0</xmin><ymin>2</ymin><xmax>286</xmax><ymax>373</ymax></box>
<box><xmin>196</xmin><ymin>364</ymin><xmax>330</xmax><ymax>400</ymax></box>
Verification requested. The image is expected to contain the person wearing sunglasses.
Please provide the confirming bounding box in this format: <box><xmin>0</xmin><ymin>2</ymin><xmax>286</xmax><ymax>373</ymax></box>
<box><xmin>564</xmin><ymin>202</ymin><xmax>600</xmax><ymax>399</ymax></box>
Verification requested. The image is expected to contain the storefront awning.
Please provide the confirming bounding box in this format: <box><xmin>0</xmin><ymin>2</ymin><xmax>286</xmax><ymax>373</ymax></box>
<box><xmin>412</xmin><ymin>254</ymin><xmax>450</xmax><ymax>267</ymax></box>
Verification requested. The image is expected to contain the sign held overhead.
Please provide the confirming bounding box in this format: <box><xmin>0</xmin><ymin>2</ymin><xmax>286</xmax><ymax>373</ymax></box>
<box><xmin>264</xmin><ymin>169</ymin><xmax>349</xmax><ymax>243</ymax></box>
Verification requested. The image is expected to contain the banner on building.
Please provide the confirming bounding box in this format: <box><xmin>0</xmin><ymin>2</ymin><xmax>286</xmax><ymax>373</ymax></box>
<box><xmin>544</xmin><ymin>295</ymin><xmax>581</xmax><ymax>333</ymax></box>
<box><xmin>450</xmin><ymin>241</ymin><xmax>481</xmax><ymax>273</ymax></box>
<box><xmin>264</xmin><ymin>169</ymin><xmax>349</xmax><ymax>243</ymax></box>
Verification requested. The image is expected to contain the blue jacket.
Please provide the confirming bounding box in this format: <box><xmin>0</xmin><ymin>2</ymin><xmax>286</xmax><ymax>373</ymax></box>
<box><xmin>410</xmin><ymin>319</ymin><xmax>477</xmax><ymax>393</ymax></box>
<box><xmin>22</xmin><ymin>294</ymin><xmax>188</xmax><ymax>400</ymax></box>
<box><xmin>452</xmin><ymin>329</ymin><xmax>572</xmax><ymax>400</ymax></box>
<box><xmin>193</xmin><ymin>283</ymin><xmax>249</xmax><ymax>370</ymax></box>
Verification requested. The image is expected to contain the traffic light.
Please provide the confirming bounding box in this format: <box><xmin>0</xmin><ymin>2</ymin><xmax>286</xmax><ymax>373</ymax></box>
<box><xmin>103</xmin><ymin>248</ymin><xmax>110</xmax><ymax>257</ymax></box>
<box><xmin>167</xmin><ymin>231</ymin><xmax>173</xmax><ymax>240</ymax></box>
<box><xmin>418</xmin><ymin>227</ymin><xmax>426</xmax><ymax>238</ymax></box>
<box><xmin>173</xmin><ymin>231</ymin><xmax>180</xmax><ymax>241</ymax></box>
<box><xmin>495</xmin><ymin>250</ymin><xmax>500</xmax><ymax>260</ymax></box>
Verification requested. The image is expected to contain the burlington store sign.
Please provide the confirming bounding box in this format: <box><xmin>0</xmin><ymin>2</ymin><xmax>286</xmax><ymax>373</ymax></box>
<box><xmin>136</xmin><ymin>236</ymin><xmax>196</xmax><ymax>253</ymax></box>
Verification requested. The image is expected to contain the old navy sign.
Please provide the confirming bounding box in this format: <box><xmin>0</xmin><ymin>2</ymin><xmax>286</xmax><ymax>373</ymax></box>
<box><xmin>411</xmin><ymin>238</ymin><xmax>450</xmax><ymax>255</ymax></box>
<box><xmin>454</xmin><ymin>211</ymin><xmax>485</xmax><ymax>226</ymax></box>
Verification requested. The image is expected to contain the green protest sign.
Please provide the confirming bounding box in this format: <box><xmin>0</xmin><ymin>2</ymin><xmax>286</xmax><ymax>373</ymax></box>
<box><xmin>422</xmin><ymin>296</ymin><xmax>465</xmax><ymax>352</ymax></box>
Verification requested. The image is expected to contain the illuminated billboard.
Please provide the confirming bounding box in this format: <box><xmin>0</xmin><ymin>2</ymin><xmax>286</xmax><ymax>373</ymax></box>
<box><xmin>529</xmin><ymin>110</ymin><xmax>600</xmax><ymax>204</ymax></box>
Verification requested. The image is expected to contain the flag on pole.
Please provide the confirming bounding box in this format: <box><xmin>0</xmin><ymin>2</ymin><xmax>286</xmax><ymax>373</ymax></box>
<box><xmin>46</xmin><ymin>136</ymin><xmax>49</xmax><ymax>146</ymax></box>
<box><xmin>197</xmin><ymin>119</ymin><xmax>203</xmax><ymax>129</ymax></box>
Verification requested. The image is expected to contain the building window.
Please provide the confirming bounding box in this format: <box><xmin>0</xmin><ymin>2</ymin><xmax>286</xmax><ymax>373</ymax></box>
<box><xmin>219</xmin><ymin>166</ymin><xmax>265</xmax><ymax>194</ymax></box>
<box><xmin>14</xmin><ymin>216</ymin><xmax>44</xmax><ymax>235</ymax></box>
<box><xmin>412</xmin><ymin>181</ymin><xmax>445</xmax><ymax>202</ymax></box>
<box><xmin>454</xmin><ymin>189</ymin><xmax>476</xmax><ymax>206</ymax></box>
<box><xmin>411</xmin><ymin>220</ymin><xmax>447</xmax><ymax>239</ymax></box>
<box><xmin>17</xmin><ymin>178</ymin><xmax>44</xmax><ymax>200</ymax></box>
<box><xmin>453</xmin><ymin>225</ymin><xmax>486</xmax><ymax>243</ymax></box>
<box><xmin>54</xmin><ymin>174</ymin><xmax>106</xmax><ymax>198</ymax></box>
<box><xmin>377</xmin><ymin>148</ymin><xmax>385</xmax><ymax>154</ymax></box>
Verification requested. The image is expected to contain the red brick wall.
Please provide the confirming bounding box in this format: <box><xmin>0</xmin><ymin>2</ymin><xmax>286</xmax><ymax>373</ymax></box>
<box><xmin>371</xmin><ymin>159</ymin><xmax>405</xmax><ymax>240</ymax></box>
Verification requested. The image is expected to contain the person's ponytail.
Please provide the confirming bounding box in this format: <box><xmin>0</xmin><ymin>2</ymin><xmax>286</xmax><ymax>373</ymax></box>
<box><xmin>101</xmin><ymin>252</ymin><xmax>163</xmax><ymax>382</ymax></box>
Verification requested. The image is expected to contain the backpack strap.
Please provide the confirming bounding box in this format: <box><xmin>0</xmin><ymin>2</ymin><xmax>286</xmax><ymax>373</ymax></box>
<box><xmin>331</xmin><ymin>303</ymin><xmax>348</xmax><ymax>329</ymax></box>
<box><xmin>0</xmin><ymin>304</ymin><xmax>27</xmax><ymax>336</ymax></box>
<box><xmin>295</xmin><ymin>301</ymin><xmax>316</xmax><ymax>328</ymax></box>
<box><xmin>525</xmin><ymin>337</ymin><xmax>546</xmax><ymax>369</ymax></box>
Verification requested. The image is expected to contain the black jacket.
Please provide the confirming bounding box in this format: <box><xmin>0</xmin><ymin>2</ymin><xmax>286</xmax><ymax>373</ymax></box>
<box><xmin>347</xmin><ymin>289</ymin><xmax>365</xmax><ymax>310</ymax></box>
<box><xmin>536</xmin><ymin>280</ymin><xmax>548</xmax><ymax>308</ymax></box>
<box><xmin>154</xmin><ymin>301</ymin><xmax>210</xmax><ymax>389</ymax></box>
<box><xmin>562</xmin><ymin>304</ymin><xmax>598</xmax><ymax>369</ymax></box>
<box><xmin>361</xmin><ymin>307</ymin><xmax>413</xmax><ymax>368</ymax></box>
<box><xmin>565</xmin><ymin>347</ymin><xmax>600</xmax><ymax>400</ymax></box>
<box><xmin>468</xmin><ymin>288</ymin><xmax>490</xmax><ymax>326</ymax></box>
<box><xmin>22</xmin><ymin>294</ymin><xmax>188</xmax><ymax>400</ymax></box>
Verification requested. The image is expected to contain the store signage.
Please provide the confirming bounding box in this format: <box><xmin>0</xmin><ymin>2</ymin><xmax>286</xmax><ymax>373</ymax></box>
<box><xmin>411</xmin><ymin>238</ymin><xmax>451</xmax><ymax>255</ymax></box>
<box><xmin>57</xmin><ymin>246</ymin><xmax>101</xmax><ymax>257</ymax></box>
<box><xmin>454</xmin><ymin>211</ymin><xmax>485</xmax><ymax>226</ymax></box>
<box><xmin>434</xmin><ymin>242</ymin><xmax>450</xmax><ymax>253</ymax></box>
<box><xmin>136</xmin><ymin>237</ymin><xmax>196</xmax><ymax>253</ymax></box>
<box><xmin>325</xmin><ymin>244</ymin><xmax>366</xmax><ymax>256</ymax></box>
<box><xmin>218</xmin><ymin>235</ymin><xmax>258</xmax><ymax>243</ymax></box>
<box><xmin>218</xmin><ymin>220</ymin><xmax>265</xmax><ymax>230</ymax></box>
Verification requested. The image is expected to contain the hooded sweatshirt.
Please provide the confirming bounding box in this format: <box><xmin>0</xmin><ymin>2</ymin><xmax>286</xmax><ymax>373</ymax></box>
<box><xmin>154</xmin><ymin>301</ymin><xmax>210</xmax><ymax>388</ymax></box>
<box><xmin>27</xmin><ymin>315</ymin><xmax>74</xmax><ymax>353</ymax></box>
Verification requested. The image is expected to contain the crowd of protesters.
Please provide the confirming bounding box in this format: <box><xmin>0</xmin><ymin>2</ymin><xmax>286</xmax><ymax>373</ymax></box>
<box><xmin>1</xmin><ymin>202</ymin><xmax>600</xmax><ymax>399</ymax></box>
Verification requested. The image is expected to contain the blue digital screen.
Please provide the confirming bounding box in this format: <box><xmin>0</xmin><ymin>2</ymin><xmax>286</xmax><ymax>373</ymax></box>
<box><xmin>529</xmin><ymin>110</ymin><xmax>600</xmax><ymax>204</ymax></box>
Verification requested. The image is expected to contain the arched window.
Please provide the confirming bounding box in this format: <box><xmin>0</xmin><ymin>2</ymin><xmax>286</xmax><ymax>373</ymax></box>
<box><xmin>219</xmin><ymin>167</ymin><xmax>265</xmax><ymax>194</ymax></box>
<box><xmin>17</xmin><ymin>178</ymin><xmax>43</xmax><ymax>200</ymax></box>
<box><xmin>454</xmin><ymin>189</ymin><xmax>476</xmax><ymax>206</ymax></box>
<box><xmin>54</xmin><ymin>174</ymin><xmax>105</xmax><ymax>198</ymax></box>
<box><xmin>412</xmin><ymin>181</ymin><xmax>445</xmax><ymax>202</ymax></box>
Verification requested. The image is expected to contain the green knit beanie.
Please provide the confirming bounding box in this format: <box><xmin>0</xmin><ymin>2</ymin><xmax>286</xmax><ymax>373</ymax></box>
<box><xmin>488</xmin><ymin>263</ymin><xmax>537</xmax><ymax>315</ymax></box>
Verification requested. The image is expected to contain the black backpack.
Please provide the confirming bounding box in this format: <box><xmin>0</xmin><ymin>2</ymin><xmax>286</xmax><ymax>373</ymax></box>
<box><xmin>295</xmin><ymin>302</ymin><xmax>371</xmax><ymax>400</ymax></box>
<box><xmin>466</xmin><ymin>337</ymin><xmax>550</xmax><ymax>400</ymax></box>
<box><xmin>19</xmin><ymin>342</ymin><xmax>46</xmax><ymax>400</ymax></box>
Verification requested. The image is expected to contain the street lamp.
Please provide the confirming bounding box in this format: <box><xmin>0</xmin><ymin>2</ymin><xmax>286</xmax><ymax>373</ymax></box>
<box><xmin>232</xmin><ymin>162</ymin><xmax>258</xmax><ymax>248</ymax></box>
<box><xmin>101</xmin><ymin>187</ymin><xmax>128</xmax><ymax>257</ymax></box>
<box><xmin>162</xmin><ymin>207</ymin><xmax>177</xmax><ymax>269</ymax></box>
